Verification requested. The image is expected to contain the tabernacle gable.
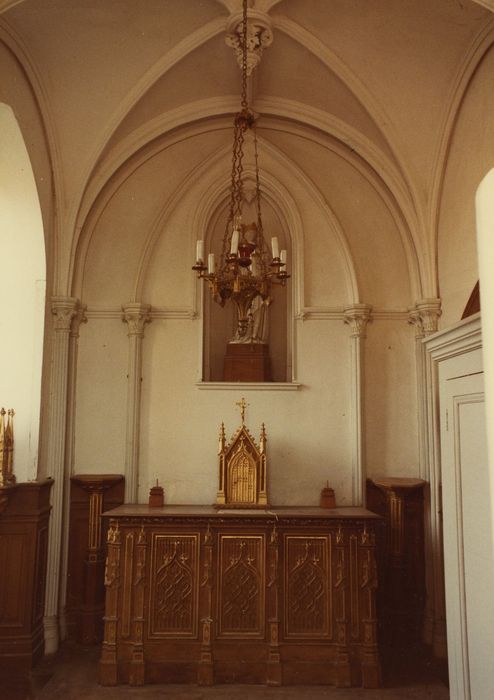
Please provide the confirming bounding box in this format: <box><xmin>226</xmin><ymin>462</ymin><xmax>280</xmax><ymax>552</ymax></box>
<box><xmin>215</xmin><ymin>398</ymin><xmax>268</xmax><ymax>508</ymax></box>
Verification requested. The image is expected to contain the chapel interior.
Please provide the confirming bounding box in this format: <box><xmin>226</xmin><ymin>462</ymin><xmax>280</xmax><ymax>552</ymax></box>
<box><xmin>1</xmin><ymin>0</ymin><xmax>494</xmax><ymax>698</ymax></box>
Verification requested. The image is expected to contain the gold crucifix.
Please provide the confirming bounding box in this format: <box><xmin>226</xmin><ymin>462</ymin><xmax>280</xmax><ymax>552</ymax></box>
<box><xmin>236</xmin><ymin>397</ymin><xmax>249</xmax><ymax>425</ymax></box>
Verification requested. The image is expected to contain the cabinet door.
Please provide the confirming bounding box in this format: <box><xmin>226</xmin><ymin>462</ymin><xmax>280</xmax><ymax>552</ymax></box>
<box><xmin>283</xmin><ymin>535</ymin><xmax>331</xmax><ymax>639</ymax></box>
<box><xmin>217</xmin><ymin>534</ymin><xmax>265</xmax><ymax>638</ymax></box>
<box><xmin>148</xmin><ymin>533</ymin><xmax>200</xmax><ymax>638</ymax></box>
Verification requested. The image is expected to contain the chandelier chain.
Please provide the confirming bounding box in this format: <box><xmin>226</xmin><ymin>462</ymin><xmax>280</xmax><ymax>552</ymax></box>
<box><xmin>192</xmin><ymin>0</ymin><xmax>289</xmax><ymax>344</ymax></box>
<box><xmin>254</xmin><ymin>126</ymin><xmax>263</xmax><ymax>236</ymax></box>
<box><xmin>241</xmin><ymin>0</ymin><xmax>248</xmax><ymax>110</ymax></box>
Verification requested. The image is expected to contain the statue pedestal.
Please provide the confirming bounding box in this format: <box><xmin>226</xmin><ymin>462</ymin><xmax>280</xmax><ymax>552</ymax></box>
<box><xmin>223</xmin><ymin>343</ymin><xmax>271</xmax><ymax>382</ymax></box>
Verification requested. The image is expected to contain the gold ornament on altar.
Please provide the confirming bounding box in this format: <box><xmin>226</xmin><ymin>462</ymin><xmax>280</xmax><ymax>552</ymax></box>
<box><xmin>215</xmin><ymin>398</ymin><xmax>268</xmax><ymax>508</ymax></box>
<box><xmin>0</xmin><ymin>408</ymin><xmax>15</xmax><ymax>488</ymax></box>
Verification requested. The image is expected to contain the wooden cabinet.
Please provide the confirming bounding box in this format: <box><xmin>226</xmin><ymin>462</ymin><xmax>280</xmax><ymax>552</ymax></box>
<box><xmin>366</xmin><ymin>477</ymin><xmax>426</xmax><ymax>645</ymax></box>
<box><xmin>99</xmin><ymin>505</ymin><xmax>381</xmax><ymax>688</ymax></box>
<box><xmin>0</xmin><ymin>479</ymin><xmax>53</xmax><ymax>670</ymax></box>
<box><xmin>66</xmin><ymin>474</ymin><xmax>124</xmax><ymax>643</ymax></box>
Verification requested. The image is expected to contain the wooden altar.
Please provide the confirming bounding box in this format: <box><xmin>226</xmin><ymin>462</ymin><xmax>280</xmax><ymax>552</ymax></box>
<box><xmin>99</xmin><ymin>505</ymin><xmax>381</xmax><ymax>688</ymax></box>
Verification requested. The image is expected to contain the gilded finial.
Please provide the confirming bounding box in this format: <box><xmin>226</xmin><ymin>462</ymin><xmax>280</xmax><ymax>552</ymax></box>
<box><xmin>236</xmin><ymin>397</ymin><xmax>248</xmax><ymax>424</ymax></box>
<box><xmin>218</xmin><ymin>421</ymin><xmax>226</xmax><ymax>453</ymax></box>
<box><xmin>0</xmin><ymin>407</ymin><xmax>15</xmax><ymax>487</ymax></box>
<box><xmin>260</xmin><ymin>422</ymin><xmax>267</xmax><ymax>454</ymax></box>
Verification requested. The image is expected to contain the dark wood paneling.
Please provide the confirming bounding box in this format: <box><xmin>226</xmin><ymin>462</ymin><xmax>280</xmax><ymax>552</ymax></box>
<box><xmin>66</xmin><ymin>475</ymin><xmax>124</xmax><ymax>643</ymax></box>
<box><xmin>0</xmin><ymin>479</ymin><xmax>53</xmax><ymax>670</ymax></box>
<box><xmin>366</xmin><ymin>477</ymin><xmax>426</xmax><ymax>646</ymax></box>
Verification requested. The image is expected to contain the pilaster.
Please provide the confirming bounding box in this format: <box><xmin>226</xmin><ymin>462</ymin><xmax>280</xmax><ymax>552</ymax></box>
<box><xmin>59</xmin><ymin>304</ymin><xmax>87</xmax><ymax>641</ymax></box>
<box><xmin>43</xmin><ymin>296</ymin><xmax>81</xmax><ymax>654</ymax></box>
<box><xmin>408</xmin><ymin>299</ymin><xmax>441</xmax><ymax>481</ymax></box>
<box><xmin>344</xmin><ymin>304</ymin><xmax>372</xmax><ymax>506</ymax></box>
<box><xmin>122</xmin><ymin>303</ymin><xmax>151</xmax><ymax>503</ymax></box>
<box><xmin>408</xmin><ymin>298</ymin><xmax>444</xmax><ymax>651</ymax></box>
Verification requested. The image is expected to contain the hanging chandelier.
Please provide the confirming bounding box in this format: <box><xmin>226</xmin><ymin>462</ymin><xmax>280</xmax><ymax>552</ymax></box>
<box><xmin>193</xmin><ymin>0</ymin><xmax>289</xmax><ymax>344</ymax></box>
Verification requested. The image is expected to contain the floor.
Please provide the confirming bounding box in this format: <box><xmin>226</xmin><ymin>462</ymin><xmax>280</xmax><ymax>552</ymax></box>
<box><xmin>3</xmin><ymin>642</ymin><xmax>449</xmax><ymax>700</ymax></box>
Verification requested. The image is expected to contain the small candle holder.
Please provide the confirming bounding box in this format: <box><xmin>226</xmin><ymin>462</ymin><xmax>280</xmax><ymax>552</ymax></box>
<box><xmin>192</xmin><ymin>261</ymin><xmax>207</xmax><ymax>278</ymax></box>
<box><xmin>320</xmin><ymin>482</ymin><xmax>336</xmax><ymax>509</ymax></box>
<box><xmin>149</xmin><ymin>481</ymin><xmax>165</xmax><ymax>507</ymax></box>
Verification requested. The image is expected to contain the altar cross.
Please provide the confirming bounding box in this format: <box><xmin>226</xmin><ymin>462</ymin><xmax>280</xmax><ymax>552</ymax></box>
<box><xmin>236</xmin><ymin>397</ymin><xmax>249</xmax><ymax>424</ymax></box>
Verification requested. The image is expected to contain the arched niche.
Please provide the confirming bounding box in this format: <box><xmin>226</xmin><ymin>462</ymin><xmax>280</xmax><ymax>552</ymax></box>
<box><xmin>0</xmin><ymin>103</ymin><xmax>46</xmax><ymax>481</ymax></box>
<box><xmin>180</xmin><ymin>132</ymin><xmax>357</xmax><ymax>383</ymax></box>
<box><xmin>202</xmin><ymin>179</ymin><xmax>292</xmax><ymax>382</ymax></box>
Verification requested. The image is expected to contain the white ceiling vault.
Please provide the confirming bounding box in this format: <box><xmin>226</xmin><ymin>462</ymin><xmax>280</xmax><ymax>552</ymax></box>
<box><xmin>1</xmin><ymin>0</ymin><xmax>493</xmax><ymax>313</ymax></box>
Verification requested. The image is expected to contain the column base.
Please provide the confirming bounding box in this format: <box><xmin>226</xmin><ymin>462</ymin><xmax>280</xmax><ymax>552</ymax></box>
<box><xmin>43</xmin><ymin>615</ymin><xmax>59</xmax><ymax>655</ymax></box>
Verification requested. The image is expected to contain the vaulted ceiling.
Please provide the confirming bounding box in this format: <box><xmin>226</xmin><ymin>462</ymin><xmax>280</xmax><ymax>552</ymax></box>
<box><xmin>1</xmin><ymin>0</ymin><xmax>493</xmax><ymax>317</ymax></box>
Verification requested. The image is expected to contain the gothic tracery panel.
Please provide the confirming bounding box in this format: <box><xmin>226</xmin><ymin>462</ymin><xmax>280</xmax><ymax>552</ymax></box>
<box><xmin>284</xmin><ymin>536</ymin><xmax>331</xmax><ymax>638</ymax></box>
<box><xmin>149</xmin><ymin>534</ymin><xmax>199</xmax><ymax>638</ymax></box>
<box><xmin>218</xmin><ymin>535</ymin><xmax>265</xmax><ymax>637</ymax></box>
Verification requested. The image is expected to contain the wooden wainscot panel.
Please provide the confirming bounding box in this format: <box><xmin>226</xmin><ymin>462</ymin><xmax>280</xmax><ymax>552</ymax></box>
<box><xmin>217</xmin><ymin>535</ymin><xmax>265</xmax><ymax>638</ymax></box>
<box><xmin>67</xmin><ymin>474</ymin><xmax>124</xmax><ymax>644</ymax></box>
<box><xmin>284</xmin><ymin>536</ymin><xmax>331</xmax><ymax>639</ymax></box>
<box><xmin>366</xmin><ymin>477</ymin><xmax>426</xmax><ymax>646</ymax></box>
<box><xmin>0</xmin><ymin>479</ymin><xmax>53</xmax><ymax>671</ymax></box>
<box><xmin>148</xmin><ymin>534</ymin><xmax>200</xmax><ymax>638</ymax></box>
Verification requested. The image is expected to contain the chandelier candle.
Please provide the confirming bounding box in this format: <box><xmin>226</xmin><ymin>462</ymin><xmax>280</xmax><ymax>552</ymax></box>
<box><xmin>196</xmin><ymin>240</ymin><xmax>204</xmax><ymax>263</ymax></box>
<box><xmin>271</xmin><ymin>237</ymin><xmax>279</xmax><ymax>259</ymax></box>
<box><xmin>208</xmin><ymin>253</ymin><xmax>215</xmax><ymax>275</ymax></box>
<box><xmin>230</xmin><ymin>228</ymin><xmax>239</xmax><ymax>256</ymax></box>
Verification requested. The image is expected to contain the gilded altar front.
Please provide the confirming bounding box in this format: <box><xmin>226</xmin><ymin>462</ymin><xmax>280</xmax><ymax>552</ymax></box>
<box><xmin>99</xmin><ymin>505</ymin><xmax>381</xmax><ymax>688</ymax></box>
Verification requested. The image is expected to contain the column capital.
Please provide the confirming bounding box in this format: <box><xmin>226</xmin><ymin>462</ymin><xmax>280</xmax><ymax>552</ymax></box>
<box><xmin>70</xmin><ymin>304</ymin><xmax>88</xmax><ymax>338</ymax></box>
<box><xmin>122</xmin><ymin>302</ymin><xmax>151</xmax><ymax>337</ymax></box>
<box><xmin>51</xmin><ymin>296</ymin><xmax>80</xmax><ymax>332</ymax></box>
<box><xmin>408</xmin><ymin>298</ymin><xmax>441</xmax><ymax>338</ymax></box>
<box><xmin>344</xmin><ymin>304</ymin><xmax>373</xmax><ymax>338</ymax></box>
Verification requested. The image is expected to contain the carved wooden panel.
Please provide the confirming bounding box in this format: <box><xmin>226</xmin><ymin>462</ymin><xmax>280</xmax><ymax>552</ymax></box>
<box><xmin>99</xmin><ymin>507</ymin><xmax>381</xmax><ymax>688</ymax></box>
<box><xmin>284</xmin><ymin>536</ymin><xmax>331</xmax><ymax>638</ymax></box>
<box><xmin>217</xmin><ymin>535</ymin><xmax>265</xmax><ymax>637</ymax></box>
<box><xmin>148</xmin><ymin>534</ymin><xmax>199</xmax><ymax>638</ymax></box>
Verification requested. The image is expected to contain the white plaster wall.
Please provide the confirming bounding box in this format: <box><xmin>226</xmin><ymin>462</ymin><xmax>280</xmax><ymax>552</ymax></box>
<box><xmin>438</xmin><ymin>45</ymin><xmax>494</xmax><ymax>327</ymax></box>
<box><xmin>476</xmin><ymin>169</ymin><xmax>494</xmax><ymax>562</ymax></box>
<box><xmin>81</xmin><ymin>131</ymin><xmax>226</xmax><ymax>305</ymax></box>
<box><xmin>266</xmin><ymin>130</ymin><xmax>411</xmax><ymax>308</ymax></box>
<box><xmin>0</xmin><ymin>103</ymin><xmax>46</xmax><ymax>482</ymax></box>
<box><xmin>76</xmin><ymin>114</ymin><xmax>420</xmax><ymax>505</ymax></box>
<box><xmin>74</xmin><ymin>318</ymin><xmax>127</xmax><ymax>474</ymax></box>
<box><xmin>365</xmin><ymin>320</ymin><xmax>418</xmax><ymax>477</ymax></box>
<box><xmin>138</xmin><ymin>317</ymin><xmax>353</xmax><ymax>506</ymax></box>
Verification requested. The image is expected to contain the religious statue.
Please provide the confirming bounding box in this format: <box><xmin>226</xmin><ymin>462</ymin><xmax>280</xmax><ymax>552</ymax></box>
<box><xmin>230</xmin><ymin>292</ymin><xmax>271</xmax><ymax>344</ymax></box>
<box><xmin>229</xmin><ymin>223</ymin><xmax>272</xmax><ymax>344</ymax></box>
